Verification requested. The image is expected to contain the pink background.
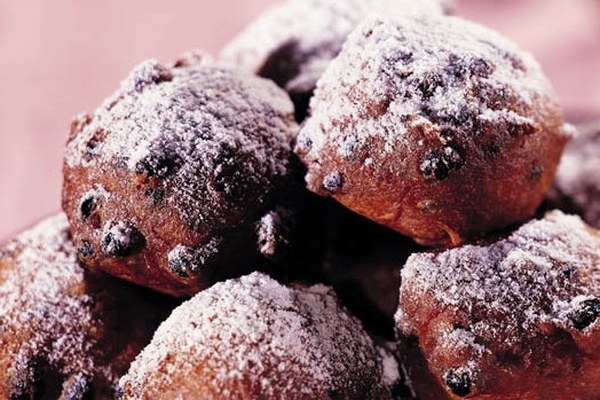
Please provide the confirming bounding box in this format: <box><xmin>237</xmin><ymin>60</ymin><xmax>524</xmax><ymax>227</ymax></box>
<box><xmin>1</xmin><ymin>0</ymin><xmax>599</xmax><ymax>241</ymax></box>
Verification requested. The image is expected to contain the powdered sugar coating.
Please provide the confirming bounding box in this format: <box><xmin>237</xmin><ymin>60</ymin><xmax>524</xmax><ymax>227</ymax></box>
<box><xmin>120</xmin><ymin>272</ymin><xmax>391</xmax><ymax>399</ymax></box>
<box><xmin>65</xmin><ymin>56</ymin><xmax>296</xmax><ymax>230</ymax></box>
<box><xmin>0</xmin><ymin>215</ymin><xmax>166</xmax><ymax>399</ymax></box>
<box><xmin>396</xmin><ymin>211</ymin><xmax>600</xmax><ymax>396</ymax></box>
<box><xmin>221</xmin><ymin>0</ymin><xmax>448</xmax><ymax>120</ymax></box>
<box><xmin>551</xmin><ymin>123</ymin><xmax>600</xmax><ymax>228</ymax></box>
<box><xmin>295</xmin><ymin>14</ymin><xmax>568</xmax><ymax>245</ymax></box>
<box><xmin>0</xmin><ymin>216</ymin><xmax>97</xmax><ymax>389</ymax></box>
<box><xmin>298</xmin><ymin>13</ymin><xmax>556</xmax><ymax>165</ymax></box>
<box><xmin>63</xmin><ymin>54</ymin><xmax>298</xmax><ymax>295</ymax></box>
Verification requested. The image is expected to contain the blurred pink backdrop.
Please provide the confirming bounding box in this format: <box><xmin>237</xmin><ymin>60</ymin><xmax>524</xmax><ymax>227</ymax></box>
<box><xmin>1</xmin><ymin>0</ymin><xmax>599</xmax><ymax>241</ymax></box>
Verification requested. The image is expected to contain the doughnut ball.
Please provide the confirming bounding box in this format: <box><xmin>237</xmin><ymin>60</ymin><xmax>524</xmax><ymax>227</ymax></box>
<box><xmin>395</xmin><ymin>211</ymin><xmax>600</xmax><ymax>399</ymax></box>
<box><xmin>119</xmin><ymin>272</ymin><xmax>393</xmax><ymax>399</ymax></box>
<box><xmin>0</xmin><ymin>214</ymin><xmax>171</xmax><ymax>399</ymax></box>
<box><xmin>547</xmin><ymin>122</ymin><xmax>600</xmax><ymax>228</ymax></box>
<box><xmin>295</xmin><ymin>15</ymin><xmax>571</xmax><ymax>246</ymax></box>
<box><xmin>63</xmin><ymin>52</ymin><xmax>298</xmax><ymax>296</ymax></box>
<box><xmin>221</xmin><ymin>0</ymin><xmax>449</xmax><ymax>121</ymax></box>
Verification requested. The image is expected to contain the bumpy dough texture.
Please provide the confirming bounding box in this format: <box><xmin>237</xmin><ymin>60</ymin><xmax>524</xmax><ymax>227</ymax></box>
<box><xmin>395</xmin><ymin>211</ymin><xmax>600</xmax><ymax>399</ymax></box>
<box><xmin>63</xmin><ymin>52</ymin><xmax>298</xmax><ymax>296</ymax></box>
<box><xmin>548</xmin><ymin>122</ymin><xmax>600</xmax><ymax>228</ymax></box>
<box><xmin>0</xmin><ymin>214</ymin><xmax>171</xmax><ymax>400</ymax></box>
<box><xmin>119</xmin><ymin>272</ymin><xmax>392</xmax><ymax>400</ymax></box>
<box><xmin>295</xmin><ymin>15</ymin><xmax>570</xmax><ymax>246</ymax></box>
<box><xmin>221</xmin><ymin>0</ymin><xmax>448</xmax><ymax>120</ymax></box>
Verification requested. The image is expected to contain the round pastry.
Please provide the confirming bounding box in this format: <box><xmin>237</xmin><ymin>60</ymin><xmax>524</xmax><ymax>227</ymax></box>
<box><xmin>63</xmin><ymin>52</ymin><xmax>298</xmax><ymax>296</ymax></box>
<box><xmin>295</xmin><ymin>15</ymin><xmax>570</xmax><ymax>246</ymax></box>
<box><xmin>395</xmin><ymin>211</ymin><xmax>600</xmax><ymax>399</ymax></box>
<box><xmin>221</xmin><ymin>0</ymin><xmax>449</xmax><ymax>121</ymax></box>
<box><xmin>119</xmin><ymin>272</ymin><xmax>393</xmax><ymax>399</ymax></box>
<box><xmin>547</xmin><ymin>122</ymin><xmax>600</xmax><ymax>228</ymax></box>
<box><xmin>0</xmin><ymin>214</ymin><xmax>172</xmax><ymax>400</ymax></box>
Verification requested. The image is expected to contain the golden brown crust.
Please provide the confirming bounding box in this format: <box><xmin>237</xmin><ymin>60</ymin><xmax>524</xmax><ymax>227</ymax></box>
<box><xmin>62</xmin><ymin>54</ymin><xmax>298</xmax><ymax>296</ymax></box>
<box><xmin>395</xmin><ymin>211</ymin><xmax>600</xmax><ymax>399</ymax></box>
<box><xmin>0</xmin><ymin>214</ymin><xmax>173</xmax><ymax>400</ymax></box>
<box><xmin>295</xmin><ymin>15</ymin><xmax>570</xmax><ymax>246</ymax></box>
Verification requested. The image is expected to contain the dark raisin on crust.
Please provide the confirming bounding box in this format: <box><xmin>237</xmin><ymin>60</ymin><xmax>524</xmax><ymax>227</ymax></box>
<box><xmin>322</xmin><ymin>171</ymin><xmax>344</xmax><ymax>194</ymax></box>
<box><xmin>80</xmin><ymin>195</ymin><xmax>97</xmax><ymax>220</ymax></box>
<box><xmin>134</xmin><ymin>152</ymin><xmax>180</xmax><ymax>182</ymax></box>
<box><xmin>569</xmin><ymin>298</ymin><xmax>600</xmax><ymax>330</ymax></box>
<box><xmin>420</xmin><ymin>144</ymin><xmax>464</xmax><ymax>181</ymax></box>
<box><xmin>78</xmin><ymin>240</ymin><xmax>95</xmax><ymax>259</ymax></box>
<box><xmin>444</xmin><ymin>368</ymin><xmax>472</xmax><ymax>397</ymax></box>
<box><xmin>167</xmin><ymin>239</ymin><xmax>221</xmax><ymax>279</ymax></box>
<box><xmin>101</xmin><ymin>221</ymin><xmax>146</xmax><ymax>258</ymax></box>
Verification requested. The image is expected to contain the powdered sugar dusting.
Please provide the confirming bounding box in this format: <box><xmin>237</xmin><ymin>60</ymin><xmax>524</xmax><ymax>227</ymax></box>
<box><xmin>0</xmin><ymin>215</ymin><xmax>120</xmax><ymax>399</ymax></box>
<box><xmin>552</xmin><ymin>123</ymin><xmax>600</xmax><ymax>228</ymax></box>
<box><xmin>65</xmin><ymin>56</ymin><xmax>297</xmax><ymax>231</ymax></box>
<box><xmin>120</xmin><ymin>272</ymin><xmax>390</xmax><ymax>399</ymax></box>
<box><xmin>297</xmin><ymin>14</ymin><xmax>557</xmax><ymax>162</ymax></box>
<box><xmin>0</xmin><ymin>215</ymin><xmax>98</xmax><ymax>377</ymax></box>
<box><xmin>396</xmin><ymin>211</ymin><xmax>600</xmax><ymax>374</ymax></box>
<box><xmin>221</xmin><ymin>0</ymin><xmax>447</xmax><ymax>97</ymax></box>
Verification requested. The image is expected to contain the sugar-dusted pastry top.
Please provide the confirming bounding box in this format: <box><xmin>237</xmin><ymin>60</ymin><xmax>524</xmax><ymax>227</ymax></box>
<box><xmin>221</xmin><ymin>0</ymin><xmax>448</xmax><ymax>120</ymax></box>
<box><xmin>0</xmin><ymin>214</ymin><xmax>169</xmax><ymax>399</ymax></box>
<box><xmin>396</xmin><ymin>211</ymin><xmax>600</xmax><ymax>398</ymax></box>
<box><xmin>295</xmin><ymin>14</ymin><xmax>569</xmax><ymax>245</ymax></box>
<box><xmin>63</xmin><ymin>52</ymin><xmax>299</xmax><ymax>296</ymax></box>
<box><xmin>65</xmin><ymin>53</ymin><xmax>296</xmax><ymax>232</ymax></box>
<box><xmin>120</xmin><ymin>272</ymin><xmax>393</xmax><ymax>399</ymax></box>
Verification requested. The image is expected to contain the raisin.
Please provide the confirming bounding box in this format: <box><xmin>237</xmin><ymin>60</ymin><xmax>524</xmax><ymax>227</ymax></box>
<box><xmin>418</xmin><ymin>73</ymin><xmax>443</xmax><ymax>99</ymax></box>
<box><xmin>420</xmin><ymin>145</ymin><xmax>463</xmax><ymax>181</ymax></box>
<box><xmin>135</xmin><ymin>153</ymin><xmax>179</xmax><ymax>181</ymax></box>
<box><xmin>167</xmin><ymin>240</ymin><xmax>220</xmax><ymax>279</ymax></box>
<box><xmin>322</xmin><ymin>171</ymin><xmax>344</xmax><ymax>194</ymax></box>
<box><xmin>570</xmin><ymin>298</ymin><xmax>600</xmax><ymax>330</ymax></box>
<box><xmin>167</xmin><ymin>246</ymin><xmax>196</xmax><ymax>278</ymax></box>
<box><xmin>78</xmin><ymin>241</ymin><xmax>95</xmax><ymax>259</ymax></box>
<box><xmin>80</xmin><ymin>195</ymin><xmax>97</xmax><ymax>221</ymax></box>
<box><xmin>444</xmin><ymin>368</ymin><xmax>472</xmax><ymax>397</ymax></box>
<box><xmin>83</xmin><ymin>129</ymin><xmax>107</xmax><ymax>162</ymax></box>
<box><xmin>101</xmin><ymin>222</ymin><xmax>146</xmax><ymax>258</ymax></box>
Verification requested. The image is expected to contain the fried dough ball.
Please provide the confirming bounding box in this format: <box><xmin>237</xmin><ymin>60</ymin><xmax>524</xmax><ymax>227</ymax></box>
<box><xmin>63</xmin><ymin>52</ymin><xmax>298</xmax><ymax>296</ymax></box>
<box><xmin>221</xmin><ymin>0</ymin><xmax>449</xmax><ymax>121</ymax></box>
<box><xmin>0</xmin><ymin>214</ymin><xmax>172</xmax><ymax>400</ymax></box>
<box><xmin>295</xmin><ymin>15</ymin><xmax>570</xmax><ymax>246</ymax></box>
<box><xmin>119</xmin><ymin>272</ymin><xmax>393</xmax><ymax>400</ymax></box>
<box><xmin>547</xmin><ymin>122</ymin><xmax>600</xmax><ymax>228</ymax></box>
<box><xmin>395</xmin><ymin>211</ymin><xmax>600</xmax><ymax>399</ymax></box>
